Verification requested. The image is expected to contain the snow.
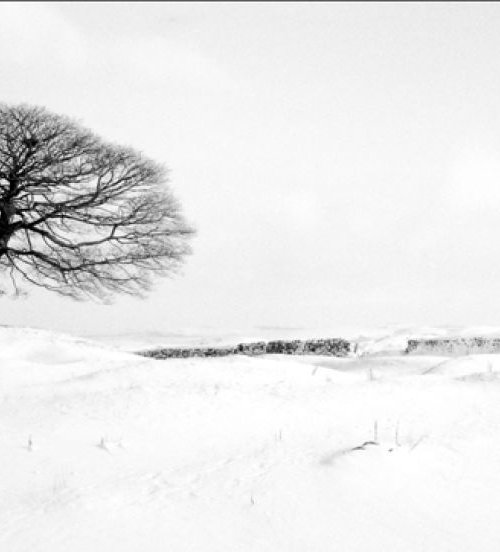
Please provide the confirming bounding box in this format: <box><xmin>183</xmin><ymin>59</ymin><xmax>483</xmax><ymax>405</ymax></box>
<box><xmin>2</xmin><ymin>326</ymin><xmax>500</xmax><ymax>551</ymax></box>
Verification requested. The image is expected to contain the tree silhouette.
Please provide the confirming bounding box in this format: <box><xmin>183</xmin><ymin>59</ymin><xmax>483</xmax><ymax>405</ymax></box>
<box><xmin>0</xmin><ymin>104</ymin><xmax>194</xmax><ymax>300</ymax></box>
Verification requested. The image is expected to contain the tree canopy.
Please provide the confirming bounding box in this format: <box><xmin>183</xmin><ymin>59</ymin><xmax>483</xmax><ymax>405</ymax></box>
<box><xmin>0</xmin><ymin>104</ymin><xmax>194</xmax><ymax>300</ymax></box>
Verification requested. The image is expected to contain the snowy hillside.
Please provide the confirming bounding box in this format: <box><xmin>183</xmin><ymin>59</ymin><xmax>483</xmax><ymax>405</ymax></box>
<box><xmin>89</xmin><ymin>324</ymin><xmax>500</xmax><ymax>354</ymax></box>
<box><xmin>2</xmin><ymin>326</ymin><xmax>500</xmax><ymax>551</ymax></box>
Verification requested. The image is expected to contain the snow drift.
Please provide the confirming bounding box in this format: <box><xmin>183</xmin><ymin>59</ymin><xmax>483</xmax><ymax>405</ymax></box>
<box><xmin>1</xmin><ymin>326</ymin><xmax>500</xmax><ymax>551</ymax></box>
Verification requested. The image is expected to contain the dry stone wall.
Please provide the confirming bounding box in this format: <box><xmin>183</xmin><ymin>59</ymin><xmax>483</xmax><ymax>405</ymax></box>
<box><xmin>406</xmin><ymin>337</ymin><xmax>500</xmax><ymax>355</ymax></box>
<box><xmin>265</xmin><ymin>339</ymin><xmax>351</xmax><ymax>355</ymax></box>
<box><xmin>140</xmin><ymin>338</ymin><xmax>351</xmax><ymax>360</ymax></box>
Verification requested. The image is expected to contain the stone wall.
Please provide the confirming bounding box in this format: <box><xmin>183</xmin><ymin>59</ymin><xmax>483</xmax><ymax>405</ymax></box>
<box><xmin>139</xmin><ymin>346</ymin><xmax>235</xmax><ymax>359</ymax></box>
<box><xmin>235</xmin><ymin>342</ymin><xmax>268</xmax><ymax>355</ymax></box>
<box><xmin>140</xmin><ymin>338</ymin><xmax>351</xmax><ymax>360</ymax></box>
<box><xmin>265</xmin><ymin>339</ymin><xmax>351</xmax><ymax>356</ymax></box>
<box><xmin>406</xmin><ymin>337</ymin><xmax>500</xmax><ymax>355</ymax></box>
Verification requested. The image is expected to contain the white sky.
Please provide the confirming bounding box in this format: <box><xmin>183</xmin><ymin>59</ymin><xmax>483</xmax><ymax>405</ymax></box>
<box><xmin>2</xmin><ymin>2</ymin><xmax>500</xmax><ymax>335</ymax></box>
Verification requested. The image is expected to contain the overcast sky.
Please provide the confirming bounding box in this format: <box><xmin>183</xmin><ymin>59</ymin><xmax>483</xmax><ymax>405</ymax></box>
<box><xmin>2</xmin><ymin>2</ymin><xmax>500</xmax><ymax>336</ymax></box>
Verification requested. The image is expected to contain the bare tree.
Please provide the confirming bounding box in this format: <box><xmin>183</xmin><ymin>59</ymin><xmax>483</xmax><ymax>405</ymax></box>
<box><xmin>0</xmin><ymin>104</ymin><xmax>194</xmax><ymax>300</ymax></box>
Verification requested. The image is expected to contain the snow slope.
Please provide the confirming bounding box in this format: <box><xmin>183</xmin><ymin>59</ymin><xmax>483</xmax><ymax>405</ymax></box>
<box><xmin>88</xmin><ymin>323</ymin><xmax>500</xmax><ymax>353</ymax></box>
<box><xmin>1</xmin><ymin>327</ymin><xmax>500</xmax><ymax>551</ymax></box>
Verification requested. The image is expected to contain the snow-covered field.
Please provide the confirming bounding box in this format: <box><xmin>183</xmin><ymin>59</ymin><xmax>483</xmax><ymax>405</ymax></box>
<box><xmin>2</xmin><ymin>326</ymin><xmax>500</xmax><ymax>551</ymax></box>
